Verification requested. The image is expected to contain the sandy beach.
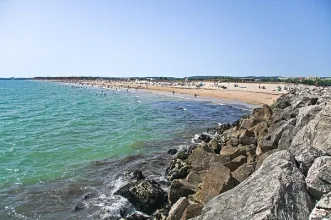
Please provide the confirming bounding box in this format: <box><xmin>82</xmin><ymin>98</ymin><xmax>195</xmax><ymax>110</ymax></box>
<box><xmin>66</xmin><ymin>80</ymin><xmax>288</xmax><ymax>106</ymax></box>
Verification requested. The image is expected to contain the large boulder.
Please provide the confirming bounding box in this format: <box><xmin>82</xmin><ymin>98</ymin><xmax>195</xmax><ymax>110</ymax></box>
<box><xmin>223</xmin><ymin>155</ymin><xmax>247</xmax><ymax>172</ymax></box>
<box><xmin>208</xmin><ymin>139</ymin><xmax>221</xmax><ymax>154</ymax></box>
<box><xmin>310</xmin><ymin>191</ymin><xmax>331</xmax><ymax>220</ymax></box>
<box><xmin>166</xmin><ymin>197</ymin><xmax>189</xmax><ymax>220</ymax></box>
<box><xmin>185</xmin><ymin>171</ymin><xmax>205</xmax><ymax>188</ymax></box>
<box><xmin>238</xmin><ymin>130</ymin><xmax>256</xmax><ymax>146</ymax></box>
<box><xmin>239</xmin><ymin>105</ymin><xmax>272</xmax><ymax>129</ymax></box>
<box><xmin>306</xmin><ymin>156</ymin><xmax>331</xmax><ymax>199</ymax></box>
<box><xmin>115</xmin><ymin>180</ymin><xmax>166</xmax><ymax>214</ymax></box>
<box><xmin>166</xmin><ymin>158</ymin><xmax>190</xmax><ymax>181</ymax></box>
<box><xmin>274</xmin><ymin>93</ymin><xmax>292</xmax><ymax>109</ymax></box>
<box><xmin>190</xmin><ymin>162</ymin><xmax>236</xmax><ymax>205</ymax></box>
<box><xmin>257</xmin><ymin>119</ymin><xmax>296</xmax><ymax>155</ymax></box>
<box><xmin>193</xmin><ymin>151</ymin><xmax>314</xmax><ymax>220</ymax></box>
<box><xmin>289</xmin><ymin>103</ymin><xmax>331</xmax><ymax>174</ymax></box>
<box><xmin>187</xmin><ymin>145</ymin><xmax>221</xmax><ymax>171</ymax></box>
<box><xmin>168</xmin><ymin>180</ymin><xmax>196</xmax><ymax>205</ymax></box>
<box><xmin>219</xmin><ymin>144</ymin><xmax>252</xmax><ymax>160</ymax></box>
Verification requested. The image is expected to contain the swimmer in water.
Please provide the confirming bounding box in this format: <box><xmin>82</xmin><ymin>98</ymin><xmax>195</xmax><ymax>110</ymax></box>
<box><xmin>194</xmin><ymin>94</ymin><xmax>198</xmax><ymax>97</ymax></box>
<box><xmin>172</xmin><ymin>91</ymin><xmax>175</xmax><ymax>95</ymax></box>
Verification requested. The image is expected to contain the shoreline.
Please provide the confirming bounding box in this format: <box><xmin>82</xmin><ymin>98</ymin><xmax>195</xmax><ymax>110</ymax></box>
<box><xmin>113</xmin><ymin>85</ymin><xmax>331</xmax><ymax>220</ymax></box>
<box><xmin>38</xmin><ymin>79</ymin><xmax>287</xmax><ymax>106</ymax></box>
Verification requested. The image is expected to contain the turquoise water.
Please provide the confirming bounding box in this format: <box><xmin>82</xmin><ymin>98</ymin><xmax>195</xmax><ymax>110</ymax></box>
<box><xmin>0</xmin><ymin>80</ymin><xmax>249</xmax><ymax>219</ymax></box>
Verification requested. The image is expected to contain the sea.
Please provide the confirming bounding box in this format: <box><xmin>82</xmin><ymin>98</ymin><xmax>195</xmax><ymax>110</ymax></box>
<box><xmin>0</xmin><ymin>80</ymin><xmax>252</xmax><ymax>219</ymax></box>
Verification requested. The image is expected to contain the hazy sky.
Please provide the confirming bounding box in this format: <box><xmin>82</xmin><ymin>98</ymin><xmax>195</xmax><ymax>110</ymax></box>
<box><xmin>0</xmin><ymin>0</ymin><xmax>330</xmax><ymax>78</ymax></box>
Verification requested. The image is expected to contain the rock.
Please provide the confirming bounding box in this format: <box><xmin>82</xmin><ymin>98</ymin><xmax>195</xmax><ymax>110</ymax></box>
<box><xmin>239</xmin><ymin>105</ymin><xmax>273</xmax><ymax>129</ymax></box>
<box><xmin>185</xmin><ymin>171</ymin><xmax>205</xmax><ymax>188</ymax></box>
<box><xmin>193</xmin><ymin>151</ymin><xmax>314</xmax><ymax>220</ymax></box>
<box><xmin>289</xmin><ymin>103</ymin><xmax>331</xmax><ymax>174</ymax></box>
<box><xmin>291</xmin><ymin>105</ymin><xmax>323</xmax><ymax>138</ymax></box>
<box><xmin>271</xmin><ymin>106</ymin><xmax>298</xmax><ymax>123</ymax></box>
<box><xmin>176</xmin><ymin>150</ymin><xmax>189</xmax><ymax>160</ymax></box>
<box><xmin>190</xmin><ymin>162</ymin><xmax>235</xmax><ymax>205</ymax></box>
<box><xmin>309</xmin><ymin>97</ymin><xmax>318</xmax><ymax>105</ymax></box>
<box><xmin>223</xmin><ymin>155</ymin><xmax>247</xmax><ymax>172</ymax></box>
<box><xmin>250</xmin><ymin>121</ymin><xmax>269</xmax><ymax>141</ymax></box>
<box><xmin>181</xmin><ymin>203</ymin><xmax>203</xmax><ymax>220</ymax></box>
<box><xmin>126</xmin><ymin>212</ymin><xmax>150</xmax><ymax>220</ymax></box>
<box><xmin>231</xmin><ymin>163</ymin><xmax>254</xmax><ymax>183</ymax></box>
<box><xmin>257</xmin><ymin>119</ymin><xmax>296</xmax><ymax>155</ymax></box>
<box><xmin>115</xmin><ymin>180</ymin><xmax>166</xmax><ymax>214</ymax></box>
<box><xmin>274</xmin><ymin>93</ymin><xmax>292</xmax><ymax>109</ymax></box>
<box><xmin>166</xmin><ymin>158</ymin><xmax>190</xmax><ymax>181</ymax></box>
<box><xmin>166</xmin><ymin>197</ymin><xmax>189</xmax><ymax>220</ymax></box>
<box><xmin>306</xmin><ymin>156</ymin><xmax>331</xmax><ymax>199</ymax></box>
<box><xmin>218</xmin><ymin>123</ymin><xmax>231</xmax><ymax>134</ymax></box>
<box><xmin>208</xmin><ymin>139</ymin><xmax>221</xmax><ymax>154</ymax></box>
<box><xmin>219</xmin><ymin>144</ymin><xmax>247</xmax><ymax>160</ymax></box>
<box><xmin>152</xmin><ymin>207</ymin><xmax>170</xmax><ymax>220</ymax></box>
<box><xmin>292</xmin><ymin>147</ymin><xmax>324</xmax><ymax>175</ymax></box>
<box><xmin>255</xmin><ymin>149</ymin><xmax>278</xmax><ymax>169</ymax></box>
<box><xmin>310</xmin><ymin>192</ymin><xmax>331</xmax><ymax>220</ymax></box>
<box><xmin>168</xmin><ymin>180</ymin><xmax>196</xmax><ymax>205</ymax></box>
<box><xmin>187</xmin><ymin>145</ymin><xmax>221</xmax><ymax>171</ymax></box>
<box><xmin>198</xmin><ymin>133</ymin><xmax>211</xmax><ymax>143</ymax></box>
<box><xmin>127</xmin><ymin>170</ymin><xmax>145</xmax><ymax>180</ymax></box>
<box><xmin>168</xmin><ymin>149</ymin><xmax>178</xmax><ymax>155</ymax></box>
<box><xmin>72</xmin><ymin>201</ymin><xmax>85</xmax><ymax>212</ymax></box>
<box><xmin>238</xmin><ymin>130</ymin><xmax>256</xmax><ymax>145</ymax></box>
<box><xmin>277</xmin><ymin>125</ymin><xmax>295</xmax><ymax>150</ymax></box>
<box><xmin>293</xmin><ymin>96</ymin><xmax>318</xmax><ymax>109</ymax></box>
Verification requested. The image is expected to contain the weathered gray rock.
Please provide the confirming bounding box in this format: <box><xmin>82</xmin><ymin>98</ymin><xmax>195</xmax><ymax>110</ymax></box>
<box><xmin>168</xmin><ymin>180</ymin><xmax>196</xmax><ymax>205</ymax></box>
<box><xmin>190</xmin><ymin>162</ymin><xmax>235</xmax><ymax>205</ymax></box>
<box><xmin>272</xmin><ymin>106</ymin><xmax>298</xmax><ymax>123</ymax></box>
<box><xmin>166</xmin><ymin>197</ymin><xmax>189</xmax><ymax>220</ymax></box>
<box><xmin>193</xmin><ymin>151</ymin><xmax>314</xmax><ymax>220</ymax></box>
<box><xmin>310</xmin><ymin>192</ymin><xmax>331</xmax><ymax>220</ymax></box>
<box><xmin>255</xmin><ymin>149</ymin><xmax>278</xmax><ymax>169</ymax></box>
<box><xmin>257</xmin><ymin>119</ymin><xmax>296</xmax><ymax>155</ymax></box>
<box><xmin>306</xmin><ymin>156</ymin><xmax>331</xmax><ymax>199</ymax></box>
<box><xmin>294</xmin><ymin>105</ymin><xmax>322</xmax><ymax>133</ymax></box>
<box><xmin>289</xmin><ymin>103</ymin><xmax>331</xmax><ymax>174</ymax></box>
<box><xmin>274</xmin><ymin>94</ymin><xmax>292</xmax><ymax>109</ymax></box>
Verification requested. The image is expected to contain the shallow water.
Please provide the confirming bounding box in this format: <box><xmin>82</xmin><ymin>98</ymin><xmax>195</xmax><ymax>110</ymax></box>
<box><xmin>0</xmin><ymin>80</ymin><xmax>250</xmax><ymax>219</ymax></box>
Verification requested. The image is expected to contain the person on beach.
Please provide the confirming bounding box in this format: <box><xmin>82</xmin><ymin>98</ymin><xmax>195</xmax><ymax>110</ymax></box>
<box><xmin>194</xmin><ymin>94</ymin><xmax>198</xmax><ymax>97</ymax></box>
<box><xmin>172</xmin><ymin>91</ymin><xmax>175</xmax><ymax>95</ymax></box>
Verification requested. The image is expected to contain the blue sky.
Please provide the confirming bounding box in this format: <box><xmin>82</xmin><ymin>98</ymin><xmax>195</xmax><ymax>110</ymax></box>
<box><xmin>0</xmin><ymin>0</ymin><xmax>330</xmax><ymax>78</ymax></box>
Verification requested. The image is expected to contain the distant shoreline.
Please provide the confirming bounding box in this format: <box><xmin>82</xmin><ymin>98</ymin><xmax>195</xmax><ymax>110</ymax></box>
<box><xmin>38</xmin><ymin>79</ymin><xmax>287</xmax><ymax>105</ymax></box>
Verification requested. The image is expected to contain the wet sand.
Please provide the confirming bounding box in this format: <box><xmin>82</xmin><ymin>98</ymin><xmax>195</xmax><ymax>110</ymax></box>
<box><xmin>107</xmin><ymin>81</ymin><xmax>287</xmax><ymax>106</ymax></box>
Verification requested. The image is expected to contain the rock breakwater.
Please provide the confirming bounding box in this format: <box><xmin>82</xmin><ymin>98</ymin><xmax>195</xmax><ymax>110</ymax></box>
<box><xmin>115</xmin><ymin>86</ymin><xmax>331</xmax><ymax>220</ymax></box>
